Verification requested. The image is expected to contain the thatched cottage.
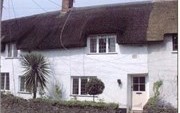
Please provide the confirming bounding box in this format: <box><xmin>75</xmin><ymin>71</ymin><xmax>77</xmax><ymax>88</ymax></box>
<box><xmin>1</xmin><ymin>0</ymin><xmax>177</xmax><ymax>112</ymax></box>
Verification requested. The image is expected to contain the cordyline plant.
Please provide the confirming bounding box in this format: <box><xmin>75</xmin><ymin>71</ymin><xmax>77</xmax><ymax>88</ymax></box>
<box><xmin>20</xmin><ymin>53</ymin><xmax>50</xmax><ymax>99</ymax></box>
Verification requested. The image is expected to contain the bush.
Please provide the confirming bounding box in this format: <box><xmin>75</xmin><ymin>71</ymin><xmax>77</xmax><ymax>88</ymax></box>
<box><xmin>143</xmin><ymin>80</ymin><xmax>177</xmax><ymax>113</ymax></box>
<box><xmin>143</xmin><ymin>97</ymin><xmax>177</xmax><ymax>113</ymax></box>
<box><xmin>85</xmin><ymin>78</ymin><xmax>105</xmax><ymax>101</ymax></box>
<box><xmin>57</xmin><ymin>100</ymin><xmax>118</xmax><ymax>109</ymax></box>
<box><xmin>1</xmin><ymin>92</ymin><xmax>118</xmax><ymax>110</ymax></box>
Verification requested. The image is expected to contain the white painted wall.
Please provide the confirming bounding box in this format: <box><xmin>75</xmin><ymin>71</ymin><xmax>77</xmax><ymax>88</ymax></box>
<box><xmin>1</xmin><ymin>40</ymin><xmax>148</xmax><ymax>108</ymax></box>
<box><xmin>1</xmin><ymin>36</ymin><xmax>177</xmax><ymax>108</ymax></box>
<box><xmin>148</xmin><ymin>35</ymin><xmax>177</xmax><ymax>108</ymax></box>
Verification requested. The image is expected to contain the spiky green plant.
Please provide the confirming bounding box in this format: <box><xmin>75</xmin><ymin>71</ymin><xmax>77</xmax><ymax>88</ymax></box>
<box><xmin>20</xmin><ymin>53</ymin><xmax>50</xmax><ymax>99</ymax></box>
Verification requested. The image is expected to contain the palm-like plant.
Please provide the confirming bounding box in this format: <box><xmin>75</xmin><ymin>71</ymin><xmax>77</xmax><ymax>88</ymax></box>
<box><xmin>20</xmin><ymin>53</ymin><xmax>50</xmax><ymax>99</ymax></box>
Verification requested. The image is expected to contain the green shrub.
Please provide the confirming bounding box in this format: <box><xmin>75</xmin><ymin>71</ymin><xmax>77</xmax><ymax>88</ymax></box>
<box><xmin>85</xmin><ymin>78</ymin><xmax>105</xmax><ymax>101</ymax></box>
<box><xmin>31</xmin><ymin>99</ymin><xmax>118</xmax><ymax>109</ymax></box>
<box><xmin>143</xmin><ymin>97</ymin><xmax>177</xmax><ymax>113</ymax></box>
<box><xmin>46</xmin><ymin>84</ymin><xmax>63</xmax><ymax>101</ymax></box>
<box><xmin>57</xmin><ymin>100</ymin><xmax>118</xmax><ymax>109</ymax></box>
<box><xmin>1</xmin><ymin>93</ymin><xmax>118</xmax><ymax>110</ymax></box>
<box><xmin>143</xmin><ymin>80</ymin><xmax>177</xmax><ymax>113</ymax></box>
<box><xmin>30</xmin><ymin>99</ymin><xmax>119</xmax><ymax>110</ymax></box>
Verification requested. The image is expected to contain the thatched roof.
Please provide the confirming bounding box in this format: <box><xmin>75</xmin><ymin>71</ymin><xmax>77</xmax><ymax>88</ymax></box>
<box><xmin>147</xmin><ymin>0</ymin><xmax>177</xmax><ymax>41</ymax></box>
<box><xmin>1</xmin><ymin>1</ymin><xmax>177</xmax><ymax>51</ymax></box>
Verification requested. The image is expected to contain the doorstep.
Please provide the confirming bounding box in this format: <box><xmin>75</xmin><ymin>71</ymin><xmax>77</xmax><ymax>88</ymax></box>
<box><xmin>130</xmin><ymin>110</ymin><xmax>143</xmax><ymax>113</ymax></box>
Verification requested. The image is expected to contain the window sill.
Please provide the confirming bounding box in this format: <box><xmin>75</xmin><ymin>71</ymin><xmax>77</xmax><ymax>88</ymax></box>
<box><xmin>70</xmin><ymin>94</ymin><xmax>98</xmax><ymax>97</ymax></box>
<box><xmin>1</xmin><ymin>90</ymin><xmax>11</xmax><ymax>94</ymax></box>
<box><xmin>18</xmin><ymin>91</ymin><xmax>31</xmax><ymax>94</ymax></box>
<box><xmin>1</xmin><ymin>90</ymin><xmax>10</xmax><ymax>92</ymax></box>
<box><xmin>87</xmin><ymin>52</ymin><xmax>118</xmax><ymax>55</ymax></box>
<box><xmin>5</xmin><ymin>57</ymin><xmax>20</xmax><ymax>59</ymax></box>
<box><xmin>171</xmin><ymin>51</ymin><xmax>178</xmax><ymax>54</ymax></box>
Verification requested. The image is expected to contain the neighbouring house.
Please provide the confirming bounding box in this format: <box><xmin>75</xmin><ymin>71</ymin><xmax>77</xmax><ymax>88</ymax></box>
<box><xmin>1</xmin><ymin>0</ymin><xmax>177</xmax><ymax>112</ymax></box>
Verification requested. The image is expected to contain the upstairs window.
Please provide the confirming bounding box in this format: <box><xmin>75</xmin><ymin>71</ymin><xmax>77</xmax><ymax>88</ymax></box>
<box><xmin>71</xmin><ymin>76</ymin><xmax>95</xmax><ymax>95</ymax></box>
<box><xmin>7</xmin><ymin>43</ymin><xmax>18</xmax><ymax>58</ymax></box>
<box><xmin>172</xmin><ymin>34</ymin><xmax>178</xmax><ymax>51</ymax></box>
<box><xmin>89</xmin><ymin>35</ymin><xmax>116</xmax><ymax>54</ymax></box>
<box><xmin>1</xmin><ymin>73</ymin><xmax>10</xmax><ymax>90</ymax></box>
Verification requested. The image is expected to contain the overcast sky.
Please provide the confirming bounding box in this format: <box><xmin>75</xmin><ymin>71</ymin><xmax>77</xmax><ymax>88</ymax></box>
<box><xmin>2</xmin><ymin>0</ymin><xmax>150</xmax><ymax>20</ymax></box>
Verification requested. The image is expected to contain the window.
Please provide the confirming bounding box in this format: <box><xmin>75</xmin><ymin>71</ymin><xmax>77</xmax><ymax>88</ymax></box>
<box><xmin>19</xmin><ymin>76</ymin><xmax>28</xmax><ymax>92</ymax></box>
<box><xmin>89</xmin><ymin>35</ymin><xmax>116</xmax><ymax>53</ymax></box>
<box><xmin>7</xmin><ymin>43</ymin><xmax>18</xmax><ymax>58</ymax></box>
<box><xmin>99</xmin><ymin>38</ymin><xmax>106</xmax><ymax>53</ymax></box>
<box><xmin>72</xmin><ymin>78</ymin><xmax>79</xmax><ymax>94</ymax></box>
<box><xmin>90</xmin><ymin>38</ymin><xmax>97</xmax><ymax>53</ymax></box>
<box><xmin>172</xmin><ymin>34</ymin><xmax>178</xmax><ymax>51</ymax></box>
<box><xmin>1</xmin><ymin>73</ymin><xmax>10</xmax><ymax>90</ymax></box>
<box><xmin>133</xmin><ymin>77</ymin><xmax>145</xmax><ymax>91</ymax></box>
<box><xmin>81</xmin><ymin>78</ymin><xmax>88</xmax><ymax>95</ymax></box>
<box><xmin>71</xmin><ymin>77</ymin><xmax>94</xmax><ymax>95</ymax></box>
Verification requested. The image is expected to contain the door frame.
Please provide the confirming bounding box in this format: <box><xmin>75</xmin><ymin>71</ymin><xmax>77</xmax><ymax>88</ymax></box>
<box><xmin>127</xmin><ymin>73</ymin><xmax>148</xmax><ymax>111</ymax></box>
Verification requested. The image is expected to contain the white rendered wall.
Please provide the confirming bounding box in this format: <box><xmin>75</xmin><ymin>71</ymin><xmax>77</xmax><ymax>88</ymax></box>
<box><xmin>1</xmin><ymin>46</ymin><xmax>33</xmax><ymax>99</ymax></box>
<box><xmin>2</xmin><ymin>37</ymin><xmax>177</xmax><ymax>108</ymax></box>
<box><xmin>1</xmin><ymin>41</ymin><xmax>148</xmax><ymax>108</ymax></box>
<box><xmin>147</xmin><ymin>35</ymin><xmax>177</xmax><ymax>108</ymax></box>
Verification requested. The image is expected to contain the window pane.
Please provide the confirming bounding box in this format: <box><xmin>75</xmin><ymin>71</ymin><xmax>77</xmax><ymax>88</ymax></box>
<box><xmin>72</xmin><ymin>78</ymin><xmax>79</xmax><ymax>94</ymax></box>
<box><xmin>13</xmin><ymin>44</ymin><xmax>18</xmax><ymax>57</ymax></box>
<box><xmin>140</xmin><ymin>84</ymin><xmax>145</xmax><ymax>91</ymax></box>
<box><xmin>140</xmin><ymin>77</ymin><xmax>145</xmax><ymax>84</ymax></box>
<box><xmin>6</xmin><ymin>74</ymin><xmax>9</xmax><ymax>90</ymax></box>
<box><xmin>20</xmin><ymin>76</ymin><xmax>25</xmax><ymax>91</ymax></box>
<box><xmin>133</xmin><ymin>85</ymin><xmax>138</xmax><ymax>91</ymax></box>
<box><xmin>81</xmin><ymin>78</ymin><xmax>88</xmax><ymax>95</ymax></box>
<box><xmin>173</xmin><ymin>35</ymin><xmax>178</xmax><ymax>51</ymax></box>
<box><xmin>99</xmin><ymin>38</ymin><xmax>106</xmax><ymax>53</ymax></box>
<box><xmin>90</xmin><ymin>38</ymin><xmax>97</xmax><ymax>53</ymax></box>
<box><xmin>1</xmin><ymin>73</ymin><xmax>5</xmax><ymax>90</ymax></box>
<box><xmin>133</xmin><ymin>77</ymin><xmax>138</xmax><ymax>84</ymax></box>
<box><xmin>108</xmin><ymin>38</ymin><xmax>115</xmax><ymax>52</ymax></box>
<box><xmin>8</xmin><ymin>44</ymin><xmax>12</xmax><ymax>57</ymax></box>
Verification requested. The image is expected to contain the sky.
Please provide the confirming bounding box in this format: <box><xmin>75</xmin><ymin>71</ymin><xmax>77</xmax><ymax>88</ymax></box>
<box><xmin>2</xmin><ymin>0</ymin><xmax>150</xmax><ymax>20</ymax></box>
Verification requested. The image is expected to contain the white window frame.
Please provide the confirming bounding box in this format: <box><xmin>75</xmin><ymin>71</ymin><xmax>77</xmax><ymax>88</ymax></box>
<box><xmin>1</xmin><ymin>73</ymin><xmax>10</xmax><ymax>91</ymax></box>
<box><xmin>71</xmin><ymin>76</ymin><xmax>96</xmax><ymax>96</ymax></box>
<box><xmin>6</xmin><ymin>43</ymin><xmax>18</xmax><ymax>58</ymax></box>
<box><xmin>89</xmin><ymin>34</ymin><xmax>117</xmax><ymax>54</ymax></box>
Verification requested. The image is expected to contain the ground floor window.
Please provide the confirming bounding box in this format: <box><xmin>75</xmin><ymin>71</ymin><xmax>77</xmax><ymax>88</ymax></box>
<box><xmin>19</xmin><ymin>76</ymin><xmax>28</xmax><ymax>92</ymax></box>
<box><xmin>1</xmin><ymin>73</ymin><xmax>10</xmax><ymax>90</ymax></box>
<box><xmin>71</xmin><ymin>76</ymin><xmax>95</xmax><ymax>95</ymax></box>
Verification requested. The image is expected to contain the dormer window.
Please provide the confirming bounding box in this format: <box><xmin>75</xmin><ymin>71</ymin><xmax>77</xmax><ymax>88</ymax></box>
<box><xmin>89</xmin><ymin>35</ymin><xmax>116</xmax><ymax>54</ymax></box>
<box><xmin>7</xmin><ymin>43</ymin><xmax>18</xmax><ymax>58</ymax></box>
